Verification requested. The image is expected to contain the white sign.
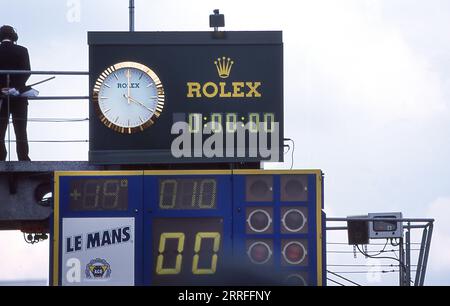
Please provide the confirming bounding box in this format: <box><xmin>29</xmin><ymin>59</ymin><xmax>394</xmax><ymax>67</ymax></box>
<box><xmin>62</xmin><ymin>217</ymin><xmax>135</xmax><ymax>286</ymax></box>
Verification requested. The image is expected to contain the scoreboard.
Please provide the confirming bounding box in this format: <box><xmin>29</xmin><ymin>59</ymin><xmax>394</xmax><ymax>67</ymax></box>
<box><xmin>51</xmin><ymin>170</ymin><xmax>325</xmax><ymax>286</ymax></box>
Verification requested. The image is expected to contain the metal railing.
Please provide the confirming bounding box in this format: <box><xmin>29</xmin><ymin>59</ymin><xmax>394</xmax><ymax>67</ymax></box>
<box><xmin>0</xmin><ymin>70</ymin><xmax>89</xmax><ymax>162</ymax></box>
<box><xmin>326</xmin><ymin>217</ymin><xmax>434</xmax><ymax>286</ymax></box>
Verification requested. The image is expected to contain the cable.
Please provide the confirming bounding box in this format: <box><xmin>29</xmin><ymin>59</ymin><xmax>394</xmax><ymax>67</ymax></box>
<box><xmin>327</xmin><ymin>270</ymin><xmax>361</xmax><ymax>286</ymax></box>
<box><xmin>283</xmin><ymin>138</ymin><xmax>295</xmax><ymax>169</ymax></box>
<box><xmin>327</xmin><ymin>242</ymin><xmax>422</xmax><ymax>246</ymax></box>
<box><xmin>366</xmin><ymin>240</ymin><xmax>388</xmax><ymax>257</ymax></box>
<box><xmin>289</xmin><ymin>139</ymin><xmax>295</xmax><ymax>169</ymax></box>
<box><xmin>355</xmin><ymin>245</ymin><xmax>412</xmax><ymax>284</ymax></box>
<box><xmin>1</xmin><ymin>117</ymin><xmax>89</xmax><ymax>122</ymax></box>
<box><xmin>390</xmin><ymin>238</ymin><xmax>400</xmax><ymax>247</ymax></box>
<box><xmin>328</xmin><ymin>264</ymin><xmax>417</xmax><ymax>267</ymax></box>
<box><xmin>327</xmin><ymin>278</ymin><xmax>345</xmax><ymax>286</ymax></box>
<box><xmin>356</xmin><ymin>245</ymin><xmax>403</xmax><ymax>264</ymax></box>
<box><xmin>283</xmin><ymin>143</ymin><xmax>291</xmax><ymax>155</ymax></box>
<box><xmin>7</xmin><ymin>140</ymin><xmax>89</xmax><ymax>143</ymax></box>
<box><xmin>23</xmin><ymin>232</ymin><xmax>34</xmax><ymax>244</ymax></box>
<box><xmin>331</xmin><ymin>270</ymin><xmax>417</xmax><ymax>274</ymax></box>
<box><xmin>356</xmin><ymin>244</ymin><xmax>417</xmax><ymax>285</ymax></box>
<box><xmin>23</xmin><ymin>232</ymin><xmax>48</xmax><ymax>244</ymax></box>
<box><xmin>28</xmin><ymin>118</ymin><xmax>88</xmax><ymax>122</ymax></box>
<box><xmin>327</xmin><ymin>249</ymin><xmax>421</xmax><ymax>254</ymax></box>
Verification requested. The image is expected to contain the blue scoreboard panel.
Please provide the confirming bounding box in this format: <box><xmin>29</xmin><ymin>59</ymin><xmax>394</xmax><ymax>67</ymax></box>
<box><xmin>51</xmin><ymin>170</ymin><xmax>325</xmax><ymax>286</ymax></box>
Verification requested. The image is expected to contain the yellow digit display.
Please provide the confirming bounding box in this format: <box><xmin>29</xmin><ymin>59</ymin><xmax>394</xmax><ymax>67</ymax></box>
<box><xmin>192</xmin><ymin>232</ymin><xmax>221</xmax><ymax>275</ymax></box>
<box><xmin>264</xmin><ymin>113</ymin><xmax>275</xmax><ymax>133</ymax></box>
<box><xmin>191</xmin><ymin>181</ymin><xmax>198</xmax><ymax>208</ymax></box>
<box><xmin>159</xmin><ymin>180</ymin><xmax>177</xmax><ymax>208</ymax></box>
<box><xmin>186</xmin><ymin>113</ymin><xmax>276</xmax><ymax>133</ymax></box>
<box><xmin>156</xmin><ymin>232</ymin><xmax>185</xmax><ymax>275</ymax></box>
<box><xmin>83</xmin><ymin>180</ymin><xmax>100</xmax><ymax>209</ymax></box>
<box><xmin>188</xmin><ymin>113</ymin><xmax>202</xmax><ymax>133</ymax></box>
<box><xmin>102</xmin><ymin>180</ymin><xmax>120</xmax><ymax>208</ymax></box>
<box><xmin>249</xmin><ymin>113</ymin><xmax>260</xmax><ymax>133</ymax></box>
<box><xmin>226</xmin><ymin>113</ymin><xmax>237</xmax><ymax>133</ymax></box>
<box><xmin>152</xmin><ymin>218</ymin><xmax>224</xmax><ymax>284</ymax></box>
<box><xmin>159</xmin><ymin>178</ymin><xmax>218</xmax><ymax>210</ymax></box>
<box><xmin>198</xmin><ymin>179</ymin><xmax>216</xmax><ymax>209</ymax></box>
<box><xmin>211</xmin><ymin>113</ymin><xmax>222</xmax><ymax>133</ymax></box>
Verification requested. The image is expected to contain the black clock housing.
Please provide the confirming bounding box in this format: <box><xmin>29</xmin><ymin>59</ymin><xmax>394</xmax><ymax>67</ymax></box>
<box><xmin>88</xmin><ymin>31</ymin><xmax>283</xmax><ymax>165</ymax></box>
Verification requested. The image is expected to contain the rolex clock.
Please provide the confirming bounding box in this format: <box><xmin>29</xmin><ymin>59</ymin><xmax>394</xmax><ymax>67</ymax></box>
<box><xmin>92</xmin><ymin>61</ymin><xmax>165</xmax><ymax>134</ymax></box>
<box><xmin>88</xmin><ymin>31</ymin><xmax>283</xmax><ymax>165</ymax></box>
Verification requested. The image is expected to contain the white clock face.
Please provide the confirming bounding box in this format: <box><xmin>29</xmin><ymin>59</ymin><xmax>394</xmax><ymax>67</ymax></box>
<box><xmin>93</xmin><ymin>62</ymin><xmax>165</xmax><ymax>134</ymax></box>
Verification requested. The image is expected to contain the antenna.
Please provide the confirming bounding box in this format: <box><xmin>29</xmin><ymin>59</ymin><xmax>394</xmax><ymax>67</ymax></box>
<box><xmin>129</xmin><ymin>0</ymin><xmax>135</xmax><ymax>32</ymax></box>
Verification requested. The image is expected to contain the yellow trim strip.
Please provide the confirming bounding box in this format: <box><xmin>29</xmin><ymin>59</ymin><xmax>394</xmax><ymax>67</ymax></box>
<box><xmin>54</xmin><ymin>170</ymin><xmax>143</xmax><ymax>177</ymax></box>
<box><xmin>316</xmin><ymin>172</ymin><xmax>323</xmax><ymax>286</ymax></box>
<box><xmin>232</xmin><ymin>169</ymin><xmax>322</xmax><ymax>176</ymax></box>
<box><xmin>144</xmin><ymin>170</ymin><xmax>232</xmax><ymax>175</ymax></box>
<box><xmin>52</xmin><ymin>172</ymin><xmax>60</xmax><ymax>286</ymax></box>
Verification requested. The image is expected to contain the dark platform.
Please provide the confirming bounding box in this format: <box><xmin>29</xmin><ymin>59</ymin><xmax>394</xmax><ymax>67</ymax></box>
<box><xmin>0</xmin><ymin>161</ymin><xmax>102</xmax><ymax>172</ymax></box>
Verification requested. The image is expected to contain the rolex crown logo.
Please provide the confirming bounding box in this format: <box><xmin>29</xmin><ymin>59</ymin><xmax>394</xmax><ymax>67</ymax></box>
<box><xmin>214</xmin><ymin>57</ymin><xmax>234</xmax><ymax>79</ymax></box>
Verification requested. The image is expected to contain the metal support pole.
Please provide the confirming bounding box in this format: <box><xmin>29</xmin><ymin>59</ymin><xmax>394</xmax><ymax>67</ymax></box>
<box><xmin>6</xmin><ymin>73</ymin><xmax>10</xmax><ymax>163</ymax></box>
<box><xmin>399</xmin><ymin>237</ymin><xmax>404</xmax><ymax>286</ymax></box>
<box><xmin>419</xmin><ymin>223</ymin><xmax>433</xmax><ymax>286</ymax></box>
<box><xmin>129</xmin><ymin>0</ymin><xmax>135</xmax><ymax>32</ymax></box>
<box><xmin>414</xmin><ymin>226</ymin><xmax>428</xmax><ymax>286</ymax></box>
<box><xmin>405</xmin><ymin>223</ymin><xmax>411</xmax><ymax>286</ymax></box>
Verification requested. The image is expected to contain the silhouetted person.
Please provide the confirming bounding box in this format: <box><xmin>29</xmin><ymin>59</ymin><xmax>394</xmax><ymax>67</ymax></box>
<box><xmin>0</xmin><ymin>25</ymin><xmax>31</xmax><ymax>161</ymax></box>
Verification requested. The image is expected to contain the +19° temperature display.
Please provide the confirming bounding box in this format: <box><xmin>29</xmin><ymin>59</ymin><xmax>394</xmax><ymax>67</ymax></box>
<box><xmin>69</xmin><ymin>179</ymin><xmax>129</xmax><ymax>211</ymax></box>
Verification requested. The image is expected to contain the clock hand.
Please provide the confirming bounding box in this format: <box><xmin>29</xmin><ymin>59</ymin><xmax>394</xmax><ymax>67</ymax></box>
<box><xmin>126</xmin><ymin>69</ymin><xmax>131</xmax><ymax>105</ymax></box>
<box><xmin>124</xmin><ymin>94</ymin><xmax>155</xmax><ymax>113</ymax></box>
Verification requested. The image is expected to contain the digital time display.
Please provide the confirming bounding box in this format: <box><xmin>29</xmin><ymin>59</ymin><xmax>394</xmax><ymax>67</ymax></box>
<box><xmin>159</xmin><ymin>178</ymin><xmax>217</xmax><ymax>210</ymax></box>
<box><xmin>69</xmin><ymin>179</ymin><xmax>129</xmax><ymax>211</ymax></box>
<box><xmin>152</xmin><ymin>218</ymin><xmax>224</xmax><ymax>285</ymax></box>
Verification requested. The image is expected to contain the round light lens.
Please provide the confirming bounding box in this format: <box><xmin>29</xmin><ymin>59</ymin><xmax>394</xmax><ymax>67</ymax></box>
<box><xmin>247</xmin><ymin>209</ymin><xmax>272</xmax><ymax>233</ymax></box>
<box><xmin>247</xmin><ymin>241</ymin><xmax>272</xmax><ymax>265</ymax></box>
<box><xmin>250</xmin><ymin>180</ymin><xmax>269</xmax><ymax>197</ymax></box>
<box><xmin>282</xmin><ymin>241</ymin><xmax>307</xmax><ymax>265</ymax></box>
<box><xmin>285</xmin><ymin>274</ymin><xmax>307</xmax><ymax>286</ymax></box>
<box><xmin>285</xmin><ymin>179</ymin><xmax>304</xmax><ymax>198</ymax></box>
<box><xmin>282</xmin><ymin>209</ymin><xmax>306</xmax><ymax>232</ymax></box>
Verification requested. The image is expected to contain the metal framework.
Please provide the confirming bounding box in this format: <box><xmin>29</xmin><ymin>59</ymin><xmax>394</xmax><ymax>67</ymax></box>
<box><xmin>326</xmin><ymin>217</ymin><xmax>434</xmax><ymax>286</ymax></box>
<box><xmin>0</xmin><ymin>70</ymin><xmax>89</xmax><ymax>231</ymax></box>
<box><xmin>0</xmin><ymin>69</ymin><xmax>89</xmax><ymax>161</ymax></box>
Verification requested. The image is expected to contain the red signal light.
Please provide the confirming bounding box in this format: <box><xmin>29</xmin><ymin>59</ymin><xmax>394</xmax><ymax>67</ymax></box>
<box><xmin>247</xmin><ymin>241</ymin><xmax>272</xmax><ymax>265</ymax></box>
<box><xmin>282</xmin><ymin>241</ymin><xmax>307</xmax><ymax>265</ymax></box>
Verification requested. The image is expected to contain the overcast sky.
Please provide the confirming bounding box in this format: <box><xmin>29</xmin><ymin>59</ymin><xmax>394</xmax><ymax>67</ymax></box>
<box><xmin>1</xmin><ymin>0</ymin><xmax>450</xmax><ymax>286</ymax></box>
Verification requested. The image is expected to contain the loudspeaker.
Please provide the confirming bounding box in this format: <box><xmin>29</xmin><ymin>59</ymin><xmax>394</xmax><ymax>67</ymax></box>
<box><xmin>347</xmin><ymin>217</ymin><xmax>369</xmax><ymax>245</ymax></box>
